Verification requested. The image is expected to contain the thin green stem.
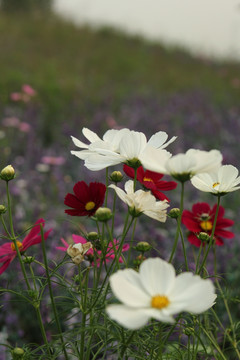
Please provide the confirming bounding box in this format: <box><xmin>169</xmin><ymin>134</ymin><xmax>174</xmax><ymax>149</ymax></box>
<box><xmin>198</xmin><ymin>195</ymin><xmax>221</xmax><ymax>275</ymax></box>
<box><xmin>40</xmin><ymin>225</ymin><xmax>69</xmax><ymax>360</ymax></box>
<box><xmin>0</xmin><ymin>214</ymin><xmax>11</xmax><ymax>238</ymax></box>
<box><xmin>127</xmin><ymin>218</ymin><xmax>137</xmax><ymax>266</ymax></box>
<box><xmin>104</xmin><ymin>167</ymin><xmax>109</xmax><ymax>206</ymax></box>
<box><xmin>169</xmin><ymin>181</ymin><xmax>185</xmax><ymax>263</ymax></box>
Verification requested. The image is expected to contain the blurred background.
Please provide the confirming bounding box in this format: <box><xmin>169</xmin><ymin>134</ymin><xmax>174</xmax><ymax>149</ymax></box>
<box><xmin>0</xmin><ymin>0</ymin><xmax>240</xmax><ymax>354</ymax></box>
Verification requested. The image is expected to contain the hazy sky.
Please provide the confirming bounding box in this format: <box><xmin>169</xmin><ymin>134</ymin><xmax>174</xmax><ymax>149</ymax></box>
<box><xmin>53</xmin><ymin>0</ymin><xmax>240</xmax><ymax>60</ymax></box>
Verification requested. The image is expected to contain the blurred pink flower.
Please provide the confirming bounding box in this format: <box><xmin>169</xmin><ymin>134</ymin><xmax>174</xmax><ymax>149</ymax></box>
<box><xmin>18</xmin><ymin>122</ymin><xmax>31</xmax><ymax>133</ymax></box>
<box><xmin>0</xmin><ymin>219</ymin><xmax>52</xmax><ymax>275</ymax></box>
<box><xmin>2</xmin><ymin>117</ymin><xmax>20</xmax><ymax>127</ymax></box>
<box><xmin>22</xmin><ymin>84</ymin><xmax>36</xmax><ymax>96</ymax></box>
<box><xmin>57</xmin><ymin>234</ymin><xmax>129</xmax><ymax>266</ymax></box>
<box><xmin>10</xmin><ymin>93</ymin><xmax>22</xmax><ymax>101</ymax></box>
<box><xmin>41</xmin><ymin>156</ymin><xmax>66</xmax><ymax>166</ymax></box>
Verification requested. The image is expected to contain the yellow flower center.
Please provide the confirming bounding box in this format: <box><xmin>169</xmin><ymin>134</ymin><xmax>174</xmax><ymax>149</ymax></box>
<box><xmin>151</xmin><ymin>295</ymin><xmax>170</xmax><ymax>309</ymax></box>
<box><xmin>85</xmin><ymin>201</ymin><xmax>95</xmax><ymax>211</ymax></box>
<box><xmin>213</xmin><ymin>182</ymin><xmax>220</xmax><ymax>188</ymax></box>
<box><xmin>11</xmin><ymin>241</ymin><xmax>23</xmax><ymax>251</ymax></box>
<box><xmin>143</xmin><ymin>177</ymin><xmax>153</xmax><ymax>182</ymax></box>
<box><xmin>200</xmin><ymin>220</ymin><xmax>213</xmax><ymax>231</ymax></box>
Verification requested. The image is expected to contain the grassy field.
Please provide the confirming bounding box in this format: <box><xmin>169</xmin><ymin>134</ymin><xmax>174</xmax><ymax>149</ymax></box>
<box><xmin>1</xmin><ymin>12</ymin><xmax>240</xmax><ymax>132</ymax></box>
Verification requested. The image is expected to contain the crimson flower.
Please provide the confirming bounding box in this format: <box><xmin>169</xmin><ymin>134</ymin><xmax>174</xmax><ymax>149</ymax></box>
<box><xmin>182</xmin><ymin>202</ymin><xmax>234</xmax><ymax>247</ymax></box>
<box><xmin>57</xmin><ymin>234</ymin><xmax>129</xmax><ymax>266</ymax></box>
<box><xmin>0</xmin><ymin>218</ymin><xmax>52</xmax><ymax>275</ymax></box>
<box><xmin>64</xmin><ymin>181</ymin><xmax>106</xmax><ymax>217</ymax></box>
<box><xmin>123</xmin><ymin>165</ymin><xmax>177</xmax><ymax>201</ymax></box>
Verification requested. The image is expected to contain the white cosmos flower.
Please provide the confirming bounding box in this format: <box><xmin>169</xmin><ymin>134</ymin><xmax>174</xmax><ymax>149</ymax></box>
<box><xmin>106</xmin><ymin>258</ymin><xmax>216</xmax><ymax>329</ymax></box>
<box><xmin>191</xmin><ymin>164</ymin><xmax>240</xmax><ymax>195</ymax></box>
<box><xmin>71</xmin><ymin>127</ymin><xmax>176</xmax><ymax>171</ymax></box>
<box><xmin>141</xmin><ymin>148</ymin><xmax>222</xmax><ymax>182</ymax></box>
<box><xmin>109</xmin><ymin>180</ymin><xmax>169</xmax><ymax>222</ymax></box>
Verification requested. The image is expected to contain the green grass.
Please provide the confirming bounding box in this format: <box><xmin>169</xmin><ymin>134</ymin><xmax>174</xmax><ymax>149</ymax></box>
<box><xmin>0</xmin><ymin>12</ymin><xmax>240</xmax><ymax>130</ymax></box>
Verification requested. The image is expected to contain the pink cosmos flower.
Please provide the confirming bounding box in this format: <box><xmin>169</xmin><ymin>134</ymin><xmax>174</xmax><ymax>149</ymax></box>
<box><xmin>57</xmin><ymin>234</ymin><xmax>129</xmax><ymax>266</ymax></box>
<box><xmin>22</xmin><ymin>84</ymin><xmax>36</xmax><ymax>96</ymax></box>
<box><xmin>0</xmin><ymin>219</ymin><xmax>52</xmax><ymax>275</ymax></box>
<box><xmin>10</xmin><ymin>93</ymin><xmax>22</xmax><ymax>101</ymax></box>
<box><xmin>41</xmin><ymin>156</ymin><xmax>66</xmax><ymax>166</ymax></box>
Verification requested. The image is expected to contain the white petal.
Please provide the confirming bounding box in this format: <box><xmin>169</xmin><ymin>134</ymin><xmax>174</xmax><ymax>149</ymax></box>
<box><xmin>143</xmin><ymin>308</ymin><xmax>175</xmax><ymax>323</ymax></box>
<box><xmin>139</xmin><ymin>258</ymin><xmax>176</xmax><ymax>296</ymax></box>
<box><xmin>165</xmin><ymin>153</ymin><xmax>195</xmax><ymax>175</ymax></box>
<box><xmin>169</xmin><ymin>273</ymin><xmax>216</xmax><ymax>314</ymax></box>
<box><xmin>109</xmin><ymin>184</ymin><xmax>128</xmax><ymax>205</ymax></box>
<box><xmin>82</xmin><ymin>128</ymin><xmax>101</xmax><ymax>142</ymax></box>
<box><xmin>71</xmin><ymin>150</ymin><xmax>93</xmax><ymax>160</ymax></box>
<box><xmin>140</xmin><ymin>146</ymin><xmax>171</xmax><ymax>173</ymax></box>
<box><xmin>143</xmin><ymin>209</ymin><xmax>167</xmax><ymax>222</ymax></box>
<box><xmin>148</xmin><ymin>131</ymin><xmax>168</xmax><ymax>148</ymax></box>
<box><xmin>191</xmin><ymin>173</ymin><xmax>213</xmax><ymax>192</ymax></box>
<box><xmin>119</xmin><ymin>131</ymin><xmax>146</xmax><ymax>159</ymax></box>
<box><xmin>71</xmin><ymin>136</ymin><xmax>89</xmax><ymax>149</ymax></box>
<box><xmin>84</xmin><ymin>154</ymin><xmax>122</xmax><ymax>171</ymax></box>
<box><xmin>109</xmin><ymin>269</ymin><xmax>150</xmax><ymax>307</ymax></box>
<box><xmin>124</xmin><ymin>180</ymin><xmax>134</xmax><ymax>195</ymax></box>
<box><xmin>106</xmin><ymin>305</ymin><xmax>150</xmax><ymax>329</ymax></box>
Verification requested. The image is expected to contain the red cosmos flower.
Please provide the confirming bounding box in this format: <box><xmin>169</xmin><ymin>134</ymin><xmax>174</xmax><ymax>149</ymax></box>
<box><xmin>64</xmin><ymin>181</ymin><xmax>106</xmax><ymax>217</ymax></box>
<box><xmin>182</xmin><ymin>202</ymin><xmax>234</xmax><ymax>247</ymax></box>
<box><xmin>0</xmin><ymin>219</ymin><xmax>52</xmax><ymax>275</ymax></box>
<box><xmin>123</xmin><ymin>165</ymin><xmax>177</xmax><ymax>201</ymax></box>
<box><xmin>57</xmin><ymin>234</ymin><xmax>129</xmax><ymax>266</ymax></box>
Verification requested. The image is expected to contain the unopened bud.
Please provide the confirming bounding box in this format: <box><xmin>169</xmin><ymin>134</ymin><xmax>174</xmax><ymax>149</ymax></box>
<box><xmin>95</xmin><ymin>207</ymin><xmax>112</xmax><ymax>222</ymax></box>
<box><xmin>23</xmin><ymin>256</ymin><xmax>35</xmax><ymax>264</ymax></box>
<box><xmin>198</xmin><ymin>232</ymin><xmax>210</xmax><ymax>242</ymax></box>
<box><xmin>135</xmin><ymin>241</ymin><xmax>152</xmax><ymax>253</ymax></box>
<box><xmin>87</xmin><ymin>232</ymin><xmax>99</xmax><ymax>241</ymax></box>
<box><xmin>12</xmin><ymin>347</ymin><xmax>25</xmax><ymax>359</ymax></box>
<box><xmin>169</xmin><ymin>208</ymin><xmax>181</xmax><ymax>219</ymax></box>
<box><xmin>0</xmin><ymin>205</ymin><xmax>7</xmax><ymax>214</ymax></box>
<box><xmin>133</xmin><ymin>254</ymin><xmax>146</xmax><ymax>266</ymax></box>
<box><xmin>110</xmin><ymin>171</ymin><xmax>123</xmax><ymax>183</ymax></box>
<box><xmin>0</xmin><ymin>165</ymin><xmax>15</xmax><ymax>181</ymax></box>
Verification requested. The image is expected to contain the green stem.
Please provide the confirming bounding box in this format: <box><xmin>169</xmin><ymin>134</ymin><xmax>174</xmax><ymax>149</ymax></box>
<box><xmin>80</xmin><ymin>268</ymin><xmax>89</xmax><ymax>359</ymax></box>
<box><xmin>0</xmin><ymin>214</ymin><xmax>11</xmax><ymax>238</ymax></box>
<box><xmin>120</xmin><ymin>331</ymin><xmax>135</xmax><ymax>358</ymax></box>
<box><xmin>40</xmin><ymin>225</ymin><xmax>69</xmax><ymax>360</ymax></box>
<box><xmin>127</xmin><ymin>218</ymin><xmax>137</xmax><ymax>266</ymax></box>
<box><xmin>198</xmin><ymin>195</ymin><xmax>221</xmax><ymax>275</ymax></box>
<box><xmin>35</xmin><ymin>305</ymin><xmax>52</xmax><ymax>357</ymax></box>
<box><xmin>169</xmin><ymin>181</ymin><xmax>185</xmax><ymax>263</ymax></box>
<box><xmin>104</xmin><ymin>167</ymin><xmax>109</xmax><ymax>207</ymax></box>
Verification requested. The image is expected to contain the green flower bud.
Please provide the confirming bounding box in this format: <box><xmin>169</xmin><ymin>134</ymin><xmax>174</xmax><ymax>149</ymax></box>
<box><xmin>0</xmin><ymin>205</ymin><xmax>7</xmax><ymax>214</ymax></box>
<box><xmin>198</xmin><ymin>232</ymin><xmax>210</xmax><ymax>242</ymax></box>
<box><xmin>133</xmin><ymin>254</ymin><xmax>146</xmax><ymax>266</ymax></box>
<box><xmin>0</xmin><ymin>165</ymin><xmax>15</xmax><ymax>181</ymax></box>
<box><xmin>23</xmin><ymin>256</ymin><xmax>35</xmax><ymax>264</ymax></box>
<box><xmin>135</xmin><ymin>241</ymin><xmax>152</xmax><ymax>253</ymax></box>
<box><xmin>87</xmin><ymin>232</ymin><xmax>99</xmax><ymax>241</ymax></box>
<box><xmin>95</xmin><ymin>207</ymin><xmax>112</xmax><ymax>222</ymax></box>
<box><xmin>169</xmin><ymin>208</ymin><xmax>181</xmax><ymax>219</ymax></box>
<box><xmin>110</xmin><ymin>170</ymin><xmax>123</xmax><ymax>183</ymax></box>
<box><xmin>12</xmin><ymin>347</ymin><xmax>25</xmax><ymax>359</ymax></box>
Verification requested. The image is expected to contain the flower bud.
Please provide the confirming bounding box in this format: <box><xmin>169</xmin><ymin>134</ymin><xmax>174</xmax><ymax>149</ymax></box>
<box><xmin>95</xmin><ymin>207</ymin><xmax>112</xmax><ymax>222</ymax></box>
<box><xmin>109</xmin><ymin>171</ymin><xmax>123</xmax><ymax>183</ymax></box>
<box><xmin>12</xmin><ymin>347</ymin><xmax>25</xmax><ymax>359</ymax></box>
<box><xmin>133</xmin><ymin>254</ymin><xmax>146</xmax><ymax>266</ymax></box>
<box><xmin>169</xmin><ymin>208</ymin><xmax>181</xmax><ymax>219</ymax></box>
<box><xmin>0</xmin><ymin>205</ymin><xmax>7</xmax><ymax>214</ymax></box>
<box><xmin>23</xmin><ymin>256</ymin><xmax>35</xmax><ymax>264</ymax></box>
<box><xmin>198</xmin><ymin>232</ymin><xmax>210</xmax><ymax>242</ymax></box>
<box><xmin>135</xmin><ymin>241</ymin><xmax>152</xmax><ymax>253</ymax></box>
<box><xmin>0</xmin><ymin>165</ymin><xmax>15</xmax><ymax>181</ymax></box>
<box><xmin>87</xmin><ymin>232</ymin><xmax>99</xmax><ymax>241</ymax></box>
